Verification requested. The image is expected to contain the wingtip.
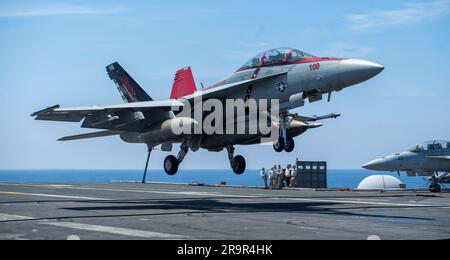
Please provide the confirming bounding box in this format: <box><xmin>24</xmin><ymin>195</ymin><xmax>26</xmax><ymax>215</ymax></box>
<box><xmin>57</xmin><ymin>136</ymin><xmax>72</xmax><ymax>141</ymax></box>
<box><xmin>31</xmin><ymin>104</ymin><xmax>60</xmax><ymax>117</ymax></box>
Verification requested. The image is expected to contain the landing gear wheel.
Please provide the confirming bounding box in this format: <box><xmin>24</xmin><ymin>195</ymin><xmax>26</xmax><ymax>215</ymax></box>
<box><xmin>164</xmin><ymin>155</ymin><xmax>179</xmax><ymax>176</ymax></box>
<box><xmin>232</xmin><ymin>156</ymin><xmax>246</xmax><ymax>175</ymax></box>
<box><xmin>273</xmin><ymin>137</ymin><xmax>285</xmax><ymax>153</ymax></box>
<box><xmin>430</xmin><ymin>184</ymin><xmax>441</xmax><ymax>193</ymax></box>
<box><xmin>284</xmin><ymin>137</ymin><xmax>295</xmax><ymax>153</ymax></box>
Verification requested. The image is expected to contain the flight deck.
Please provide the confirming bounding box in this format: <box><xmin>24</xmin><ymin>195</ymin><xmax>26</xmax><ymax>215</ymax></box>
<box><xmin>0</xmin><ymin>182</ymin><xmax>449</xmax><ymax>240</ymax></box>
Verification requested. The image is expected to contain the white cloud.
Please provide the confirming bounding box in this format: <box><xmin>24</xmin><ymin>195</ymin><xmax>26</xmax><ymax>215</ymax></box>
<box><xmin>324</xmin><ymin>43</ymin><xmax>375</xmax><ymax>58</ymax></box>
<box><xmin>238</xmin><ymin>42</ymin><xmax>270</xmax><ymax>49</ymax></box>
<box><xmin>0</xmin><ymin>3</ymin><xmax>128</xmax><ymax>17</ymax></box>
<box><xmin>346</xmin><ymin>0</ymin><xmax>450</xmax><ymax>30</ymax></box>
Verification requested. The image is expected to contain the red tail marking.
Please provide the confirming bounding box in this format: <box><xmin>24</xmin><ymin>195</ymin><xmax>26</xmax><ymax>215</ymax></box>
<box><xmin>121</xmin><ymin>76</ymin><xmax>138</xmax><ymax>102</ymax></box>
<box><xmin>170</xmin><ymin>67</ymin><xmax>197</xmax><ymax>99</ymax></box>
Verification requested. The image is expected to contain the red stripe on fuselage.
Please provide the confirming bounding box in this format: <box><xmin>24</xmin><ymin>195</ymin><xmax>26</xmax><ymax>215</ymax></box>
<box><xmin>205</xmin><ymin>58</ymin><xmax>344</xmax><ymax>91</ymax></box>
<box><xmin>294</xmin><ymin>57</ymin><xmax>343</xmax><ymax>64</ymax></box>
<box><xmin>235</xmin><ymin>57</ymin><xmax>344</xmax><ymax>73</ymax></box>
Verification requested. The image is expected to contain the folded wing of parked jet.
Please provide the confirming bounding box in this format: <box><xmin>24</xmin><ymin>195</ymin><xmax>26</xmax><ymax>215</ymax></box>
<box><xmin>31</xmin><ymin>100</ymin><xmax>185</xmax><ymax>123</ymax></box>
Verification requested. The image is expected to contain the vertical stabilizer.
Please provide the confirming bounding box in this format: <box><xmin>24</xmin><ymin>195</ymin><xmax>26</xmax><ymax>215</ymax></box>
<box><xmin>170</xmin><ymin>67</ymin><xmax>197</xmax><ymax>99</ymax></box>
<box><xmin>106</xmin><ymin>62</ymin><xmax>153</xmax><ymax>103</ymax></box>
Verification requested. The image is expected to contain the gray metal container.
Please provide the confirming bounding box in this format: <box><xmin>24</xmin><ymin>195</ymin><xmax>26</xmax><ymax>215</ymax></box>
<box><xmin>295</xmin><ymin>161</ymin><xmax>327</xmax><ymax>188</ymax></box>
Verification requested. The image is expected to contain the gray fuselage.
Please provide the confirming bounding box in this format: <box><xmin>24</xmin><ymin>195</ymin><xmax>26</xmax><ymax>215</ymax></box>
<box><xmin>122</xmin><ymin>55</ymin><xmax>384</xmax><ymax>150</ymax></box>
<box><xmin>363</xmin><ymin>141</ymin><xmax>450</xmax><ymax>174</ymax></box>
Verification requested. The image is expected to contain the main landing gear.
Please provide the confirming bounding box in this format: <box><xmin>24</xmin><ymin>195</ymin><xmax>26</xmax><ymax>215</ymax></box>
<box><xmin>142</xmin><ymin>143</ymin><xmax>247</xmax><ymax>180</ymax></box>
<box><xmin>164</xmin><ymin>144</ymin><xmax>189</xmax><ymax>176</ymax></box>
<box><xmin>163</xmin><ymin>145</ymin><xmax>246</xmax><ymax>176</ymax></box>
<box><xmin>227</xmin><ymin>146</ymin><xmax>246</xmax><ymax>175</ymax></box>
<box><xmin>141</xmin><ymin>144</ymin><xmax>182</xmax><ymax>182</ymax></box>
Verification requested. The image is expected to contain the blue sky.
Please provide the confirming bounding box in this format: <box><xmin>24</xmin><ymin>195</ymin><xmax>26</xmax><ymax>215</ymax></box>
<box><xmin>1</xmin><ymin>0</ymin><xmax>449</xmax><ymax>170</ymax></box>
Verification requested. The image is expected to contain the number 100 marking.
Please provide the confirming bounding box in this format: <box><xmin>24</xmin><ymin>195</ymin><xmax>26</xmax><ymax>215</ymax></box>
<box><xmin>310</xmin><ymin>63</ymin><xmax>320</xmax><ymax>71</ymax></box>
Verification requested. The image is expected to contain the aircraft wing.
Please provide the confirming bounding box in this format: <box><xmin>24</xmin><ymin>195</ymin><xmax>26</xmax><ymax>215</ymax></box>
<box><xmin>188</xmin><ymin>72</ymin><xmax>287</xmax><ymax>100</ymax></box>
<box><xmin>31</xmin><ymin>100</ymin><xmax>185</xmax><ymax>123</ymax></box>
<box><xmin>426</xmin><ymin>156</ymin><xmax>450</xmax><ymax>160</ymax></box>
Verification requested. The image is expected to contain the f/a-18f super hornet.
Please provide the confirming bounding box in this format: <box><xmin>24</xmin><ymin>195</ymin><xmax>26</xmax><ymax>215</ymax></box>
<box><xmin>363</xmin><ymin>140</ymin><xmax>450</xmax><ymax>192</ymax></box>
<box><xmin>32</xmin><ymin>48</ymin><xmax>383</xmax><ymax>181</ymax></box>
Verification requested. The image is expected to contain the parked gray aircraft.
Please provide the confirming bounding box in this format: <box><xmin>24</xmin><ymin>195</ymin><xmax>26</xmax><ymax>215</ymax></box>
<box><xmin>32</xmin><ymin>48</ymin><xmax>383</xmax><ymax>181</ymax></box>
<box><xmin>363</xmin><ymin>140</ymin><xmax>450</xmax><ymax>192</ymax></box>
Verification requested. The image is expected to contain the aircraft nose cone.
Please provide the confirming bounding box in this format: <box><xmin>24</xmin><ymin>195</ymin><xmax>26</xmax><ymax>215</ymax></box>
<box><xmin>362</xmin><ymin>158</ymin><xmax>386</xmax><ymax>171</ymax></box>
<box><xmin>362</xmin><ymin>161</ymin><xmax>375</xmax><ymax>170</ymax></box>
<box><xmin>340</xmin><ymin>59</ymin><xmax>384</xmax><ymax>87</ymax></box>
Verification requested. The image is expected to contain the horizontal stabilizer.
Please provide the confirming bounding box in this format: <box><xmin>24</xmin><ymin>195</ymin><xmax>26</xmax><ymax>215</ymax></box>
<box><xmin>58</xmin><ymin>131</ymin><xmax>122</xmax><ymax>141</ymax></box>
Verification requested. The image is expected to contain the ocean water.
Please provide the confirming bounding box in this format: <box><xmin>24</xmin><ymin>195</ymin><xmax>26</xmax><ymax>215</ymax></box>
<box><xmin>0</xmin><ymin>169</ymin><xmax>430</xmax><ymax>189</ymax></box>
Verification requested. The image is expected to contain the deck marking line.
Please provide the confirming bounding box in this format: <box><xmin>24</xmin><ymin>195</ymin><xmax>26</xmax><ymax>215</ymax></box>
<box><xmin>281</xmin><ymin>197</ymin><xmax>432</xmax><ymax>207</ymax></box>
<box><xmin>0</xmin><ymin>213</ymin><xmax>187</xmax><ymax>239</ymax></box>
<box><xmin>0</xmin><ymin>213</ymin><xmax>34</xmax><ymax>222</ymax></box>
<box><xmin>41</xmin><ymin>221</ymin><xmax>187</xmax><ymax>239</ymax></box>
<box><xmin>54</xmin><ymin>186</ymin><xmax>259</xmax><ymax>198</ymax></box>
<box><xmin>0</xmin><ymin>191</ymin><xmax>105</xmax><ymax>201</ymax></box>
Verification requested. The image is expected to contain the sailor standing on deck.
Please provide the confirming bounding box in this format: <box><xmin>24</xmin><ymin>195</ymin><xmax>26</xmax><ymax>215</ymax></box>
<box><xmin>285</xmin><ymin>165</ymin><xmax>292</xmax><ymax>188</ymax></box>
<box><xmin>289</xmin><ymin>165</ymin><xmax>297</xmax><ymax>188</ymax></box>
<box><xmin>278</xmin><ymin>168</ymin><xmax>286</xmax><ymax>189</ymax></box>
<box><xmin>260</xmin><ymin>167</ymin><xmax>269</xmax><ymax>189</ymax></box>
<box><xmin>275</xmin><ymin>165</ymin><xmax>282</xmax><ymax>189</ymax></box>
<box><xmin>269</xmin><ymin>167</ymin><xmax>276</xmax><ymax>190</ymax></box>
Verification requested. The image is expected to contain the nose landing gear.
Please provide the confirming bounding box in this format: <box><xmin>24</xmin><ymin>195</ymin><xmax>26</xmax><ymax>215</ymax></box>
<box><xmin>273</xmin><ymin>136</ymin><xmax>295</xmax><ymax>153</ymax></box>
<box><xmin>273</xmin><ymin>137</ymin><xmax>285</xmax><ymax>153</ymax></box>
<box><xmin>284</xmin><ymin>137</ymin><xmax>295</xmax><ymax>153</ymax></box>
<box><xmin>429</xmin><ymin>174</ymin><xmax>442</xmax><ymax>193</ymax></box>
<box><xmin>430</xmin><ymin>184</ymin><xmax>442</xmax><ymax>193</ymax></box>
<box><xmin>273</xmin><ymin>112</ymin><xmax>295</xmax><ymax>153</ymax></box>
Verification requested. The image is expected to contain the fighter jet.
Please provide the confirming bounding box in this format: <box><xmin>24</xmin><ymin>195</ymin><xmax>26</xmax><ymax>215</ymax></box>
<box><xmin>32</xmin><ymin>48</ymin><xmax>383</xmax><ymax>181</ymax></box>
<box><xmin>363</xmin><ymin>140</ymin><xmax>450</xmax><ymax>192</ymax></box>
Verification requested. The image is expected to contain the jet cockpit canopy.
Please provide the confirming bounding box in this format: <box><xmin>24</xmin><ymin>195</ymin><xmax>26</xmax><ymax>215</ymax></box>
<box><xmin>409</xmin><ymin>140</ymin><xmax>450</xmax><ymax>153</ymax></box>
<box><xmin>238</xmin><ymin>48</ymin><xmax>316</xmax><ymax>71</ymax></box>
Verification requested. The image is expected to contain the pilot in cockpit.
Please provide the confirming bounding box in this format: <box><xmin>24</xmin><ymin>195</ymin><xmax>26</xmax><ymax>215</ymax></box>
<box><xmin>270</xmin><ymin>53</ymin><xmax>284</xmax><ymax>64</ymax></box>
<box><xmin>428</xmin><ymin>142</ymin><xmax>443</xmax><ymax>150</ymax></box>
<box><xmin>251</xmin><ymin>58</ymin><xmax>260</xmax><ymax>67</ymax></box>
<box><xmin>265</xmin><ymin>50</ymin><xmax>285</xmax><ymax>65</ymax></box>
